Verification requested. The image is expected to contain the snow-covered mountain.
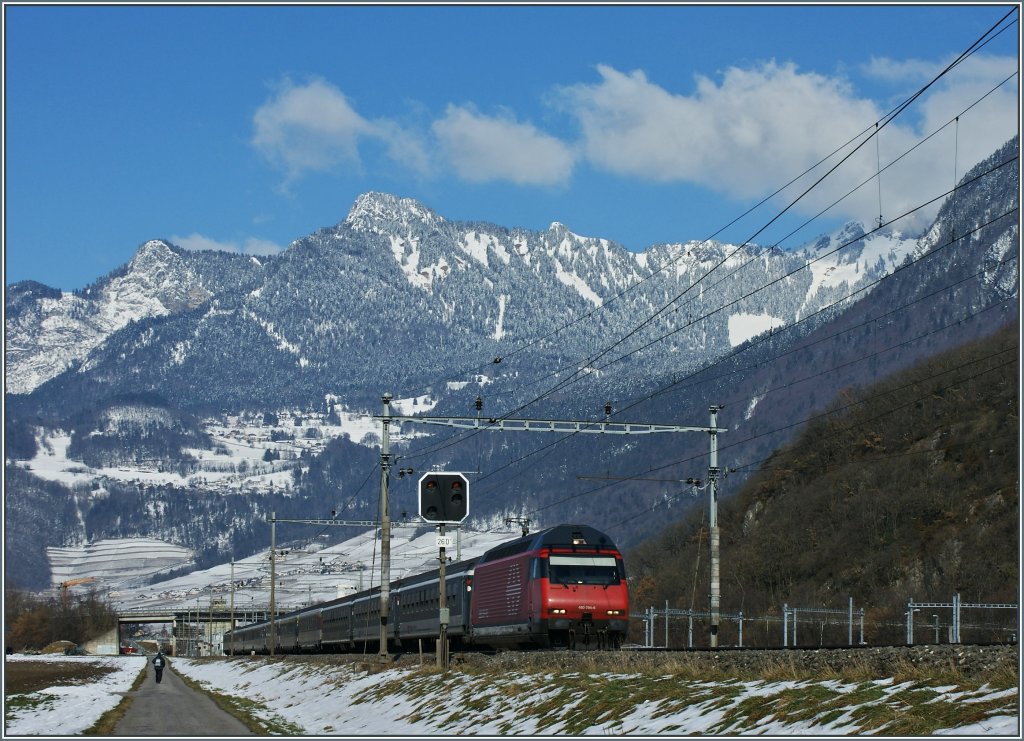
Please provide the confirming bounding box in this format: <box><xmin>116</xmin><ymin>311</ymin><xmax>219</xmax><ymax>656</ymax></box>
<box><xmin>5</xmin><ymin>193</ymin><xmax>914</xmax><ymax>406</ymax></box>
<box><xmin>4</xmin><ymin>137</ymin><xmax>1017</xmax><ymax>589</ymax></box>
<box><xmin>5</xmin><ymin>241</ymin><xmax>210</xmax><ymax>394</ymax></box>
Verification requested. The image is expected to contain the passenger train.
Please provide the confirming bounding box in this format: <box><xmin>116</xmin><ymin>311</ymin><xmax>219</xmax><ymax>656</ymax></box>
<box><xmin>224</xmin><ymin>524</ymin><xmax>629</xmax><ymax>653</ymax></box>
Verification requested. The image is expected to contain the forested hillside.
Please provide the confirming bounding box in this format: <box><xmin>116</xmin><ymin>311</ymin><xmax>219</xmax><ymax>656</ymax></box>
<box><xmin>627</xmin><ymin>323</ymin><xmax>1019</xmax><ymax>645</ymax></box>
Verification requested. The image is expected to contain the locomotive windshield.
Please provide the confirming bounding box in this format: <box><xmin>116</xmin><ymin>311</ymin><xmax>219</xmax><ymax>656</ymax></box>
<box><xmin>546</xmin><ymin>555</ymin><xmax>621</xmax><ymax>585</ymax></box>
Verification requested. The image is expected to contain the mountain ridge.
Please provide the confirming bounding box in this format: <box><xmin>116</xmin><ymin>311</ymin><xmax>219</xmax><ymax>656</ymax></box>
<box><xmin>3</xmin><ymin>137</ymin><xmax>1017</xmax><ymax>589</ymax></box>
<box><xmin>6</xmin><ymin>192</ymin><xmax>916</xmax><ymax>403</ymax></box>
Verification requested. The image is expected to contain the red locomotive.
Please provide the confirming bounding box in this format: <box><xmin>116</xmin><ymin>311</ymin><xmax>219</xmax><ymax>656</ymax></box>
<box><xmin>469</xmin><ymin>524</ymin><xmax>629</xmax><ymax>649</ymax></box>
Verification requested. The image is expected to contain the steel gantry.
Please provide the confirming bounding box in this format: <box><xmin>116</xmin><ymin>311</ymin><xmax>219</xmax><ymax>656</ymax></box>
<box><xmin>374</xmin><ymin>395</ymin><xmax>728</xmax><ymax>648</ymax></box>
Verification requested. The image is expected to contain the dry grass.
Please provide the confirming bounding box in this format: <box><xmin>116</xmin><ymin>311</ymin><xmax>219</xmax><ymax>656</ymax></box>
<box><xmin>455</xmin><ymin>645</ymin><xmax>1019</xmax><ymax>686</ymax></box>
<box><xmin>362</xmin><ymin>650</ymin><xmax>1019</xmax><ymax>736</ymax></box>
<box><xmin>4</xmin><ymin>659</ymin><xmax>147</xmax><ymax>736</ymax></box>
<box><xmin>4</xmin><ymin>661</ymin><xmax>118</xmax><ymax>695</ymax></box>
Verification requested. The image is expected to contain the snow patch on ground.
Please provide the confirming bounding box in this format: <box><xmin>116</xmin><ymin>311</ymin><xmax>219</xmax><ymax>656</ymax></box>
<box><xmin>493</xmin><ymin>294</ymin><xmax>508</xmax><ymax>341</ymax></box>
<box><xmin>162</xmin><ymin>658</ymin><xmax>1019</xmax><ymax>737</ymax></box>
<box><xmin>553</xmin><ymin>260</ymin><xmax>602</xmax><ymax>306</ymax></box>
<box><xmin>728</xmin><ymin>312</ymin><xmax>786</xmax><ymax>347</ymax></box>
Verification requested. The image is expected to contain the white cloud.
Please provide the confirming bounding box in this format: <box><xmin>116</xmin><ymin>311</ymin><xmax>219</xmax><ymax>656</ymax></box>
<box><xmin>562</xmin><ymin>62</ymin><xmax>881</xmax><ymax>195</ymax></box>
<box><xmin>862</xmin><ymin>56</ymin><xmax>944</xmax><ymax>85</ymax></box>
<box><xmin>240</xmin><ymin>237</ymin><xmax>285</xmax><ymax>256</ymax></box>
<box><xmin>913</xmin><ymin>55</ymin><xmax>1019</xmax><ymax>166</ymax></box>
<box><xmin>431</xmin><ymin>104</ymin><xmax>576</xmax><ymax>186</ymax></box>
<box><xmin>172</xmin><ymin>233</ymin><xmax>283</xmax><ymax>256</ymax></box>
<box><xmin>251</xmin><ymin>77</ymin><xmax>429</xmax><ymax>184</ymax></box>
<box><xmin>558</xmin><ymin>59</ymin><xmax>1017</xmax><ymax>230</ymax></box>
<box><xmin>252</xmin><ymin>77</ymin><xmax>372</xmax><ymax>180</ymax></box>
<box><xmin>250</xmin><ymin>60</ymin><xmax>1015</xmax><ymax>231</ymax></box>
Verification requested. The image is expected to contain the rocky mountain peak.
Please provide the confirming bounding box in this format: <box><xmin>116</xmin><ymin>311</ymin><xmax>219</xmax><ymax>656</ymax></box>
<box><xmin>113</xmin><ymin>240</ymin><xmax>210</xmax><ymax>314</ymax></box>
<box><xmin>343</xmin><ymin>192</ymin><xmax>444</xmax><ymax>234</ymax></box>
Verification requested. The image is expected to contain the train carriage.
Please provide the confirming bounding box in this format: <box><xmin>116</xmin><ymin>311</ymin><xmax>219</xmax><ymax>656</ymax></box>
<box><xmin>296</xmin><ymin>609</ymin><xmax>323</xmax><ymax>652</ymax></box>
<box><xmin>391</xmin><ymin>560</ymin><xmax>476</xmax><ymax>648</ymax></box>
<box><xmin>225</xmin><ymin>620</ymin><xmax>269</xmax><ymax>654</ymax></box>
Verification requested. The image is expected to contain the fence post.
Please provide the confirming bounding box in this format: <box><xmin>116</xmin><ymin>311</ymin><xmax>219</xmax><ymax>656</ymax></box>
<box><xmin>783</xmin><ymin>603</ymin><xmax>789</xmax><ymax>647</ymax></box>
<box><xmin>953</xmin><ymin>593</ymin><xmax>958</xmax><ymax>643</ymax></box>
<box><xmin>909</xmin><ymin>597</ymin><xmax>917</xmax><ymax>646</ymax></box>
<box><xmin>848</xmin><ymin>597</ymin><xmax>853</xmax><ymax>646</ymax></box>
<box><xmin>738</xmin><ymin>611</ymin><xmax>744</xmax><ymax>647</ymax></box>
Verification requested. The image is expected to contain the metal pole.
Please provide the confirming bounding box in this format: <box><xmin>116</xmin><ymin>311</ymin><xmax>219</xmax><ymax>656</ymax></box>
<box><xmin>379</xmin><ymin>393</ymin><xmax>393</xmax><ymax>660</ymax></box>
<box><xmin>208</xmin><ymin>590</ymin><xmax>213</xmax><ymax>655</ymax></box>
<box><xmin>664</xmin><ymin>600</ymin><xmax>669</xmax><ymax>648</ymax></box>
<box><xmin>738</xmin><ymin>611</ymin><xmax>743</xmax><ymax>647</ymax></box>
<box><xmin>954</xmin><ymin>593</ymin><xmax>961</xmax><ymax>643</ymax></box>
<box><xmin>708</xmin><ymin>405</ymin><xmax>721</xmax><ymax>648</ymax></box>
<box><xmin>783</xmin><ymin>603</ymin><xmax>788</xmax><ymax>647</ymax></box>
<box><xmin>438</xmin><ymin>523</ymin><xmax>449</xmax><ymax>670</ymax></box>
<box><xmin>848</xmin><ymin>597</ymin><xmax>853</xmax><ymax>646</ymax></box>
<box><xmin>269</xmin><ymin>512</ymin><xmax>276</xmax><ymax>656</ymax></box>
<box><xmin>229</xmin><ymin>558</ymin><xmax>235</xmax><ymax>656</ymax></box>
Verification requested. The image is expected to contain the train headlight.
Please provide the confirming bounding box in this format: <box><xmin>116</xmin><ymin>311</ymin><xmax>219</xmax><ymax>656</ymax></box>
<box><xmin>606</xmin><ymin>610</ymin><xmax>623</xmax><ymax>616</ymax></box>
<box><xmin>550</xmin><ymin>608</ymin><xmax>566</xmax><ymax>615</ymax></box>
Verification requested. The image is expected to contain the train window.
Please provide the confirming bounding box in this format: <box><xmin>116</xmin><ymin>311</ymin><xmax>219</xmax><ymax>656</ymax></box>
<box><xmin>547</xmin><ymin>555</ymin><xmax>620</xmax><ymax>585</ymax></box>
<box><xmin>529</xmin><ymin>557</ymin><xmax>548</xmax><ymax>580</ymax></box>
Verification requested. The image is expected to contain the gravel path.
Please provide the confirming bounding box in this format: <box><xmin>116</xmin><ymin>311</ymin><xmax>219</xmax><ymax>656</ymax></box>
<box><xmin>113</xmin><ymin>658</ymin><xmax>253</xmax><ymax>736</ymax></box>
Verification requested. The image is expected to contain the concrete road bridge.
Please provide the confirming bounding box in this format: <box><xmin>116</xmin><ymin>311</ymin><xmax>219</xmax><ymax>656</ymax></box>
<box><xmin>109</xmin><ymin>606</ymin><xmax>270</xmax><ymax>657</ymax></box>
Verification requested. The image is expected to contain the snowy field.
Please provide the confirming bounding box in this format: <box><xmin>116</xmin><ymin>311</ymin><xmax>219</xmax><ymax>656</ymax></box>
<box><xmin>3</xmin><ymin>654</ymin><xmax>147</xmax><ymax>735</ymax></box>
<box><xmin>169</xmin><ymin>659</ymin><xmax>1019</xmax><ymax>736</ymax></box>
<box><xmin>4</xmin><ymin>653</ymin><xmax>1016</xmax><ymax>736</ymax></box>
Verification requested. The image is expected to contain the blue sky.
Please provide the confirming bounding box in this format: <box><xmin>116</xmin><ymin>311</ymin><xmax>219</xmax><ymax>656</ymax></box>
<box><xmin>4</xmin><ymin>3</ymin><xmax>1020</xmax><ymax>291</ymax></box>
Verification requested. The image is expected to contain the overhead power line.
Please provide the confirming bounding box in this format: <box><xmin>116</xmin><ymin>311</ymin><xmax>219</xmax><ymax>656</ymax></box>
<box><xmin>393</xmin><ymin>10</ymin><xmax>1018</xmax><ymax>419</ymax></box>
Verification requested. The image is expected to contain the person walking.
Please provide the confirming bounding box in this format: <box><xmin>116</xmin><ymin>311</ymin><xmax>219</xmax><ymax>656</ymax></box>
<box><xmin>152</xmin><ymin>651</ymin><xmax>166</xmax><ymax>684</ymax></box>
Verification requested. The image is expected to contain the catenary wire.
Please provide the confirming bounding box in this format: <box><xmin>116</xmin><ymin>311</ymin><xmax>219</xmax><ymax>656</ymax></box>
<box><xmin>392</xmin><ymin>10</ymin><xmax>1017</xmax><ymax>420</ymax></box>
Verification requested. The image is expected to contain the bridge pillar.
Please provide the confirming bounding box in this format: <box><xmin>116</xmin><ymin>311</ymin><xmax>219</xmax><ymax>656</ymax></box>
<box><xmin>83</xmin><ymin>627</ymin><xmax>119</xmax><ymax>655</ymax></box>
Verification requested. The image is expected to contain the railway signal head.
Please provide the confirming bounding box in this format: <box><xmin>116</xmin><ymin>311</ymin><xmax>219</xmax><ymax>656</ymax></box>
<box><xmin>418</xmin><ymin>472</ymin><xmax>469</xmax><ymax>523</ymax></box>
